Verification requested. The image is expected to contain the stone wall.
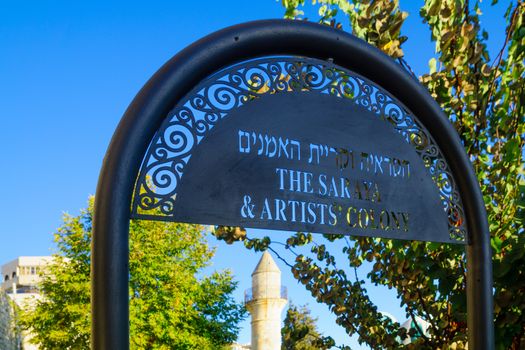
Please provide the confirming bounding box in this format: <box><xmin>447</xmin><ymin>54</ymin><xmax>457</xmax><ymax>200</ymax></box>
<box><xmin>0</xmin><ymin>290</ymin><xmax>20</xmax><ymax>350</ymax></box>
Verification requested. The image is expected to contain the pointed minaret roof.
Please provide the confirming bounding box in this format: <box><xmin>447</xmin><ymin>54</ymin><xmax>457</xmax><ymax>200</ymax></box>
<box><xmin>252</xmin><ymin>251</ymin><xmax>281</xmax><ymax>276</ymax></box>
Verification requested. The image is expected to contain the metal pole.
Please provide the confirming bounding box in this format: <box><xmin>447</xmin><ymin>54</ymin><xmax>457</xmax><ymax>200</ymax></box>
<box><xmin>465</xmin><ymin>177</ymin><xmax>495</xmax><ymax>349</ymax></box>
<box><xmin>92</xmin><ymin>158</ymin><xmax>130</xmax><ymax>350</ymax></box>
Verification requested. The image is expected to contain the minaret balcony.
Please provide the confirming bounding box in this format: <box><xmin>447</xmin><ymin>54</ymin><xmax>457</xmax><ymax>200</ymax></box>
<box><xmin>244</xmin><ymin>286</ymin><xmax>287</xmax><ymax>304</ymax></box>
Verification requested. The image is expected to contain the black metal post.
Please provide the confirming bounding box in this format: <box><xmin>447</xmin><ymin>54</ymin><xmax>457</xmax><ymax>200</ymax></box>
<box><xmin>466</xmin><ymin>188</ymin><xmax>495</xmax><ymax>348</ymax></box>
<box><xmin>92</xmin><ymin>19</ymin><xmax>494</xmax><ymax>350</ymax></box>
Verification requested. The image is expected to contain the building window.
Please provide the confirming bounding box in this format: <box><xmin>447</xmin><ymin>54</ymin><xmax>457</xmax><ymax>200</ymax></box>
<box><xmin>4</xmin><ymin>275</ymin><xmax>8</xmax><ymax>281</ymax></box>
<box><xmin>30</xmin><ymin>267</ymin><xmax>36</xmax><ymax>275</ymax></box>
<box><xmin>12</xmin><ymin>272</ymin><xmax>16</xmax><ymax>278</ymax></box>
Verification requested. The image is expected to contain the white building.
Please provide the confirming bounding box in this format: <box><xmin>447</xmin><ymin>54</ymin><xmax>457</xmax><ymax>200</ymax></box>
<box><xmin>2</xmin><ymin>256</ymin><xmax>52</xmax><ymax>290</ymax></box>
<box><xmin>400</xmin><ymin>315</ymin><xmax>430</xmax><ymax>345</ymax></box>
<box><xmin>1</xmin><ymin>256</ymin><xmax>53</xmax><ymax>350</ymax></box>
<box><xmin>244</xmin><ymin>251</ymin><xmax>287</xmax><ymax>350</ymax></box>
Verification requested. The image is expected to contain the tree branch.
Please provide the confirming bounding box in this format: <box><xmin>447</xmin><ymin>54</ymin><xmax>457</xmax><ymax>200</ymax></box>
<box><xmin>416</xmin><ymin>289</ymin><xmax>441</xmax><ymax>341</ymax></box>
<box><xmin>267</xmin><ymin>244</ymin><xmax>295</xmax><ymax>270</ymax></box>
<box><xmin>484</xmin><ymin>1</ymin><xmax>521</xmax><ymax>119</ymax></box>
<box><xmin>404</xmin><ymin>290</ymin><xmax>432</xmax><ymax>346</ymax></box>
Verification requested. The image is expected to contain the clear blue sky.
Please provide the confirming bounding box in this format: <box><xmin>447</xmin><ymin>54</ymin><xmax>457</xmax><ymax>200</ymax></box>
<box><xmin>0</xmin><ymin>0</ymin><xmax>509</xmax><ymax>348</ymax></box>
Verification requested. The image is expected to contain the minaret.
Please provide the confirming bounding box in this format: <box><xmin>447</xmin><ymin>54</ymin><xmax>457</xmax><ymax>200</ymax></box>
<box><xmin>245</xmin><ymin>251</ymin><xmax>287</xmax><ymax>350</ymax></box>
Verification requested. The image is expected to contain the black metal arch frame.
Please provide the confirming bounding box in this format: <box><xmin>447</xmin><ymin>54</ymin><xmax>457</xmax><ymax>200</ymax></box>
<box><xmin>92</xmin><ymin>20</ymin><xmax>494</xmax><ymax>349</ymax></box>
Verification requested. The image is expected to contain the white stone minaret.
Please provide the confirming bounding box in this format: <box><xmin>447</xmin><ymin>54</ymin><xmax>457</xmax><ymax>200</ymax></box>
<box><xmin>245</xmin><ymin>251</ymin><xmax>287</xmax><ymax>350</ymax></box>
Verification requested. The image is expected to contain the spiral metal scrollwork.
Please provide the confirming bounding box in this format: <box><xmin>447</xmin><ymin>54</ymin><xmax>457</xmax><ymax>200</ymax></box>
<box><xmin>131</xmin><ymin>57</ymin><xmax>466</xmax><ymax>242</ymax></box>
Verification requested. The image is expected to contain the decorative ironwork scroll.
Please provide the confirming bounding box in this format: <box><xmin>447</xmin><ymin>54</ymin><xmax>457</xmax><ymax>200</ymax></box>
<box><xmin>131</xmin><ymin>57</ymin><xmax>466</xmax><ymax>243</ymax></box>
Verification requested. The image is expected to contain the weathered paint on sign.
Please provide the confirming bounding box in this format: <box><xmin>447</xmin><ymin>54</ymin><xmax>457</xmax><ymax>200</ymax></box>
<box><xmin>166</xmin><ymin>92</ymin><xmax>449</xmax><ymax>242</ymax></box>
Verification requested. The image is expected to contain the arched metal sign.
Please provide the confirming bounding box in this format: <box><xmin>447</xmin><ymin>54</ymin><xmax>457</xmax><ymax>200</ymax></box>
<box><xmin>92</xmin><ymin>20</ymin><xmax>494</xmax><ymax>349</ymax></box>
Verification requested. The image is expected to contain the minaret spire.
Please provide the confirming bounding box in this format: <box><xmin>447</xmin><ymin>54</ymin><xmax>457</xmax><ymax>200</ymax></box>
<box><xmin>245</xmin><ymin>251</ymin><xmax>287</xmax><ymax>350</ymax></box>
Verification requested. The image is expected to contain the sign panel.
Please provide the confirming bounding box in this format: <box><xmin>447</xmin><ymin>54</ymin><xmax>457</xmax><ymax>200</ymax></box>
<box><xmin>160</xmin><ymin>92</ymin><xmax>450</xmax><ymax>242</ymax></box>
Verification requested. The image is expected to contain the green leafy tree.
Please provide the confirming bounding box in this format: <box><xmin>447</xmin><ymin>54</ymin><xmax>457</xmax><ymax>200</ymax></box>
<box><xmin>21</xmin><ymin>197</ymin><xmax>246</xmax><ymax>350</ymax></box>
<box><xmin>281</xmin><ymin>303</ymin><xmax>334</xmax><ymax>350</ymax></box>
<box><xmin>216</xmin><ymin>0</ymin><xmax>524</xmax><ymax>349</ymax></box>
